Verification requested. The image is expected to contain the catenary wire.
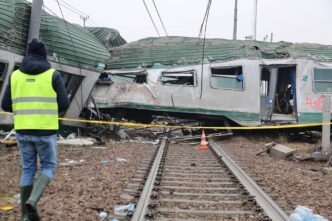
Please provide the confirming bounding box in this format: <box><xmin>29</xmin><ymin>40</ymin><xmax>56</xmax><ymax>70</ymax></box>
<box><xmin>142</xmin><ymin>0</ymin><xmax>161</xmax><ymax>37</ymax></box>
<box><xmin>55</xmin><ymin>0</ymin><xmax>85</xmax><ymax>110</ymax></box>
<box><xmin>42</xmin><ymin>3</ymin><xmax>83</xmax><ymax>112</ymax></box>
<box><xmin>58</xmin><ymin>0</ymin><xmax>89</xmax><ymax>16</ymax></box>
<box><xmin>152</xmin><ymin>0</ymin><xmax>168</xmax><ymax>36</ymax></box>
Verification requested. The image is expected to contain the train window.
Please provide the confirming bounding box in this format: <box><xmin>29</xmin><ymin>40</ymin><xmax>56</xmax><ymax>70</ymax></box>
<box><xmin>161</xmin><ymin>70</ymin><xmax>195</xmax><ymax>86</ymax></box>
<box><xmin>210</xmin><ymin>66</ymin><xmax>243</xmax><ymax>90</ymax></box>
<box><xmin>102</xmin><ymin>70</ymin><xmax>147</xmax><ymax>84</ymax></box>
<box><xmin>0</xmin><ymin>62</ymin><xmax>8</xmax><ymax>91</ymax></box>
<box><xmin>260</xmin><ymin>68</ymin><xmax>270</xmax><ymax>97</ymax></box>
<box><xmin>60</xmin><ymin>71</ymin><xmax>84</xmax><ymax>102</ymax></box>
<box><xmin>314</xmin><ymin>68</ymin><xmax>332</xmax><ymax>93</ymax></box>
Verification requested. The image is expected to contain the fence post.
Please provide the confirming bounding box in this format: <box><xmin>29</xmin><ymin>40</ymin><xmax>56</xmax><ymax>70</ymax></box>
<box><xmin>322</xmin><ymin>95</ymin><xmax>331</xmax><ymax>157</ymax></box>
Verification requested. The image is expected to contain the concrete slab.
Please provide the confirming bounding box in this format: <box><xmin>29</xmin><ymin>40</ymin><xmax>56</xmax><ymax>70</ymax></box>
<box><xmin>322</xmin><ymin>167</ymin><xmax>332</xmax><ymax>176</ymax></box>
<box><xmin>270</xmin><ymin>144</ymin><xmax>296</xmax><ymax>159</ymax></box>
<box><xmin>57</xmin><ymin>138</ymin><xmax>94</xmax><ymax>147</ymax></box>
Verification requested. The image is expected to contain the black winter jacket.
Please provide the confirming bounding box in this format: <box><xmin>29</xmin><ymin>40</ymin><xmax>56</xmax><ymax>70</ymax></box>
<box><xmin>1</xmin><ymin>55</ymin><xmax>70</xmax><ymax>135</ymax></box>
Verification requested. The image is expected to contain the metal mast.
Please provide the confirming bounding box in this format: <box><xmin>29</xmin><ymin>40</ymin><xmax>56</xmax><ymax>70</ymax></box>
<box><xmin>233</xmin><ymin>0</ymin><xmax>238</xmax><ymax>40</ymax></box>
<box><xmin>253</xmin><ymin>0</ymin><xmax>257</xmax><ymax>40</ymax></box>
<box><xmin>28</xmin><ymin>0</ymin><xmax>43</xmax><ymax>42</ymax></box>
<box><xmin>80</xmin><ymin>15</ymin><xmax>89</xmax><ymax>28</ymax></box>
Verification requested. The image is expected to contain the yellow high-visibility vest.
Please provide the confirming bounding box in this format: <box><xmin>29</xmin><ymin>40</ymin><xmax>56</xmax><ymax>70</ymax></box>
<box><xmin>11</xmin><ymin>68</ymin><xmax>59</xmax><ymax>130</ymax></box>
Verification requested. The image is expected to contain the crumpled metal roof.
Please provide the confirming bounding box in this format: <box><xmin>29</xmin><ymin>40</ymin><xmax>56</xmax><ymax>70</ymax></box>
<box><xmin>107</xmin><ymin>37</ymin><xmax>332</xmax><ymax>69</ymax></box>
<box><xmin>0</xmin><ymin>0</ymin><xmax>116</xmax><ymax>71</ymax></box>
<box><xmin>87</xmin><ymin>27</ymin><xmax>126</xmax><ymax>50</ymax></box>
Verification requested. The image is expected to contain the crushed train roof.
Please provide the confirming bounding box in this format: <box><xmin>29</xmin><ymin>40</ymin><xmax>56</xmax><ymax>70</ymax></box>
<box><xmin>0</xmin><ymin>0</ymin><xmax>124</xmax><ymax>71</ymax></box>
<box><xmin>87</xmin><ymin>27</ymin><xmax>126</xmax><ymax>50</ymax></box>
<box><xmin>107</xmin><ymin>36</ymin><xmax>332</xmax><ymax>69</ymax></box>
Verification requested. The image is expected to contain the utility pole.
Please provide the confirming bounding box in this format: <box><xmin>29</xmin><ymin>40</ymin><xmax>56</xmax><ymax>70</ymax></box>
<box><xmin>253</xmin><ymin>0</ymin><xmax>258</xmax><ymax>40</ymax></box>
<box><xmin>28</xmin><ymin>0</ymin><xmax>43</xmax><ymax>43</ymax></box>
<box><xmin>270</xmin><ymin>32</ymin><xmax>273</xmax><ymax>42</ymax></box>
<box><xmin>80</xmin><ymin>15</ymin><xmax>89</xmax><ymax>28</ymax></box>
<box><xmin>233</xmin><ymin>0</ymin><xmax>238</xmax><ymax>40</ymax></box>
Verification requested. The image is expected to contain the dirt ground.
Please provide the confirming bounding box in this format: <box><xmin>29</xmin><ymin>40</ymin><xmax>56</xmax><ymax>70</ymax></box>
<box><xmin>215</xmin><ymin>134</ymin><xmax>332</xmax><ymax>220</ymax></box>
<box><xmin>0</xmin><ymin>132</ymin><xmax>331</xmax><ymax>221</ymax></box>
<box><xmin>0</xmin><ymin>140</ymin><xmax>156</xmax><ymax>221</ymax></box>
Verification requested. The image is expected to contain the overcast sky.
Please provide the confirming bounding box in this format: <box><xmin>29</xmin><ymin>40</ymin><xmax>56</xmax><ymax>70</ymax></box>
<box><xmin>38</xmin><ymin>0</ymin><xmax>332</xmax><ymax>45</ymax></box>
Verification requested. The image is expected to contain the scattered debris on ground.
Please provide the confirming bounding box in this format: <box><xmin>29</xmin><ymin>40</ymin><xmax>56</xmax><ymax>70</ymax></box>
<box><xmin>0</xmin><ymin>136</ymin><xmax>157</xmax><ymax>220</ymax></box>
<box><xmin>217</xmin><ymin>135</ymin><xmax>332</xmax><ymax>219</ymax></box>
<box><xmin>57</xmin><ymin>138</ymin><xmax>95</xmax><ymax>147</ymax></box>
<box><xmin>269</xmin><ymin>143</ymin><xmax>296</xmax><ymax>159</ymax></box>
<box><xmin>1</xmin><ymin>126</ymin><xmax>331</xmax><ymax>220</ymax></box>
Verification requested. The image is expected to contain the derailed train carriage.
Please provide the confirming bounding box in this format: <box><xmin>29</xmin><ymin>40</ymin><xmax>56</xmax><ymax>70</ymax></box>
<box><xmin>0</xmin><ymin>0</ymin><xmax>125</xmax><ymax>129</ymax></box>
<box><xmin>91</xmin><ymin>37</ymin><xmax>332</xmax><ymax>126</ymax></box>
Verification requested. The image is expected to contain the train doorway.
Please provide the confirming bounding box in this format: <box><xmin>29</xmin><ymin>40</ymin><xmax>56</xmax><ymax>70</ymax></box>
<box><xmin>260</xmin><ymin>65</ymin><xmax>297</xmax><ymax>123</ymax></box>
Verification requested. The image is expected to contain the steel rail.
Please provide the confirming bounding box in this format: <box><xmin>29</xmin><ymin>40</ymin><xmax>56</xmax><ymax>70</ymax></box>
<box><xmin>209</xmin><ymin>139</ymin><xmax>290</xmax><ymax>221</ymax></box>
<box><xmin>131</xmin><ymin>138</ymin><xmax>168</xmax><ymax>221</ymax></box>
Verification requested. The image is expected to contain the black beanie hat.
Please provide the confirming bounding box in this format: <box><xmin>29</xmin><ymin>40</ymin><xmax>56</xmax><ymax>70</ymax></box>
<box><xmin>27</xmin><ymin>38</ymin><xmax>48</xmax><ymax>58</ymax></box>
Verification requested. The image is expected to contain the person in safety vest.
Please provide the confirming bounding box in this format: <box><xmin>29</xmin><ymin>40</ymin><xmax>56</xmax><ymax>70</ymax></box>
<box><xmin>1</xmin><ymin>38</ymin><xmax>69</xmax><ymax>221</ymax></box>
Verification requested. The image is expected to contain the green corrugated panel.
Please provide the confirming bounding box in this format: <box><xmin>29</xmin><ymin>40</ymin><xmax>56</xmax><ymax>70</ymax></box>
<box><xmin>107</xmin><ymin>37</ymin><xmax>332</xmax><ymax>69</ymax></box>
<box><xmin>289</xmin><ymin>43</ymin><xmax>332</xmax><ymax>62</ymax></box>
<box><xmin>0</xmin><ymin>0</ymin><xmax>111</xmax><ymax>71</ymax></box>
<box><xmin>87</xmin><ymin>27</ymin><xmax>126</xmax><ymax>50</ymax></box>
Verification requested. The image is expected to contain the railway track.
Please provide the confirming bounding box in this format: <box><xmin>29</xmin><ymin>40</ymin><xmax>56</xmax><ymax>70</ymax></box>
<box><xmin>128</xmin><ymin>138</ymin><xmax>289</xmax><ymax>221</ymax></box>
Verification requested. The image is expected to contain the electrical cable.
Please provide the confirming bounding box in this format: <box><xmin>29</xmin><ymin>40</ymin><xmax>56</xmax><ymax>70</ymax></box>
<box><xmin>89</xmin><ymin>18</ymin><xmax>98</xmax><ymax>27</ymax></box>
<box><xmin>199</xmin><ymin>0</ymin><xmax>212</xmax><ymax>99</ymax></box>
<box><xmin>42</xmin><ymin>3</ymin><xmax>83</xmax><ymax>112</ymax></box>
<box><xmin>58</xmin><ymin>0</ymin><xmax>88</xmax><ymax>16</ymax></box>
<box><xmin>142</xmin><ymin>0</ymin><xmax>161</xmax><ymax>37</ymax></box>
<box><xmin>55</xmin><ymin>0</ymin><xmax>85</xmax><ymax>110</ymax></box>
<box><xmin>152</xmin><ymin>0</ymin><xmax>168</xmax><ymax>36</ymax></box>
<box><xmin>54</xmin><ymin>0</ymin><xmax>97</xmax><ymax>27</ymax></box>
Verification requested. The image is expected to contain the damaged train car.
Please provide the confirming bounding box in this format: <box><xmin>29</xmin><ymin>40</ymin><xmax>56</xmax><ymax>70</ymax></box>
<box><xmin>91</xmin><ymin>37</ymin><xmax>332</xmax><ymax>126</ymax></box>
<box><xmin>0</xmin><ymin>0</ymin><xmax>125</xmax><ymax>129</ymax></box>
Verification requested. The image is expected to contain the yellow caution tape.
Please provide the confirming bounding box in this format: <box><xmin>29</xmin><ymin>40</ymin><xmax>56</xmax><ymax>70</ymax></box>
<box><xmin>0</xmin><ymin>205</ymin><xmax>14</xmax><ymax>211</ymax></box>
<box><xmin>0</xmin><ymin>111</ymin><xmax>329</xmax><ymax>130</ymax></box>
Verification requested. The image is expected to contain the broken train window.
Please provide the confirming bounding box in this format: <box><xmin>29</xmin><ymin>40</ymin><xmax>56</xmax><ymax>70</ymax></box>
<box><xmin>105</xmin><ymin>70</ymin><xmax>147</xmax><ymax>84</ymax></box>
<box><xmin>313</xmin><ymin>68</ymin><xmax>332</xmax><ymax>93</ymax></box>
<box><xmin>210</xmin><ymin>66</ymin><xmax>244</xmax><ymax>90</ymax></box>
<box><xmin>0</xmin><ymin>62</ymin><xmax>8</xmax><ymax>91</ymax></box>
<box><xmin>160</xmin><ymin>70</ymin><xmax>195</xmax><ymax>86</ymax></box>
<box><xmin>60</xmin><ymin>71</ymin><xmax>84</xmax><ymax>102</ymax></box>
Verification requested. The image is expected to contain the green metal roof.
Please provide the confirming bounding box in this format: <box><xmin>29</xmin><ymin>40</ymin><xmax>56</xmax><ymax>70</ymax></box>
<box><xmin>107</xmin><ymin>37</ymin><xmax>332</xmax><ymax>69</ymax></box>
<box><xmin>0</xmin><ymin>0</ymin><xmax>115</xmax><ymax>71</ymax></box>
<box><xmin>87</xmin><ymin>27</ymin><xmax>126</xmax><ymax>50</ymax></box>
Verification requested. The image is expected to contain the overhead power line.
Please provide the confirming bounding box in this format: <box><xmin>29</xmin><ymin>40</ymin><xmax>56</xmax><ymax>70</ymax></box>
<box><xmin>54</xmin><ymin>0</ymin><xmax>98</xmax><ymax>27</ymax></box>
<box><xmin>43</xmin><ymin>4</ymin><xmax>58</xmax><ymax>17</ymax></box>
<box><xmin>142</xmin><ymin>0</ymin><xmax>161</xmax><ymax>37</ymax></box>
<box><xmin>89</xmin><ymin>18</ymin><xmax>98</xmax><ymax>27</ymax></box>
<box><xmin>152</xmin><ymin>0</ymin><xmax>168</xmax><ymax>36</ymax></box>
<box><xmin>55</xmin><ymin>0</ymin><xmax>84</xmax><ymax>109</ymax></box>
<box><xmin>58</xmin><ymin>0</ymin><xmax>88</xmax><ymax>16</ymax></box>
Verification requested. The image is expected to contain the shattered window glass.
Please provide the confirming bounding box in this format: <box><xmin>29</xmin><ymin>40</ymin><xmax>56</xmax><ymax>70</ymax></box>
<box><xmin>161</xmin><ymin>71</ymin><xmax>195</xmax><ymax>86</ymax></box>
<box><xmin>210</xmin><ymin>66</ymin><xmax>243</xmax><ymax>90</ymax></box>
<box><xmin>60</xmin><ymin>71</ymin><xmax>84</xmax><ymax>101</ymax></box>
<box><xmin>314</xmin><ymin>68</ymin><xmax>332</xmax><ymax>93</ymax></box>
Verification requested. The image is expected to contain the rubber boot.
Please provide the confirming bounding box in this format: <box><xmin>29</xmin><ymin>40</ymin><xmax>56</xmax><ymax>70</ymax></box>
<box><xmin>25</xmin><ymin>173</ymin><xmax>50</xmax><ymax>221</ymax></box>
<box><xmin>20</xmin><ymin>185</ymin><xmax>33</xmax><ymax>221</ymax></box>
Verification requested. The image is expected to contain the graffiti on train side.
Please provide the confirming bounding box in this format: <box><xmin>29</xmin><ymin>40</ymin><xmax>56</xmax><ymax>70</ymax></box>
<box><xmin>305</xmin><ymin>96</ymin><xmax>332</xmax><ymax>111</ymax></box>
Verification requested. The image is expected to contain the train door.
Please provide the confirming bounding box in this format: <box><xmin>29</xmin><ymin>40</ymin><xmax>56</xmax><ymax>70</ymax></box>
<box><xmin>260</xmin><ymin>65</ymin><xmax>297</xmax><ymax>123</ymax></box>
